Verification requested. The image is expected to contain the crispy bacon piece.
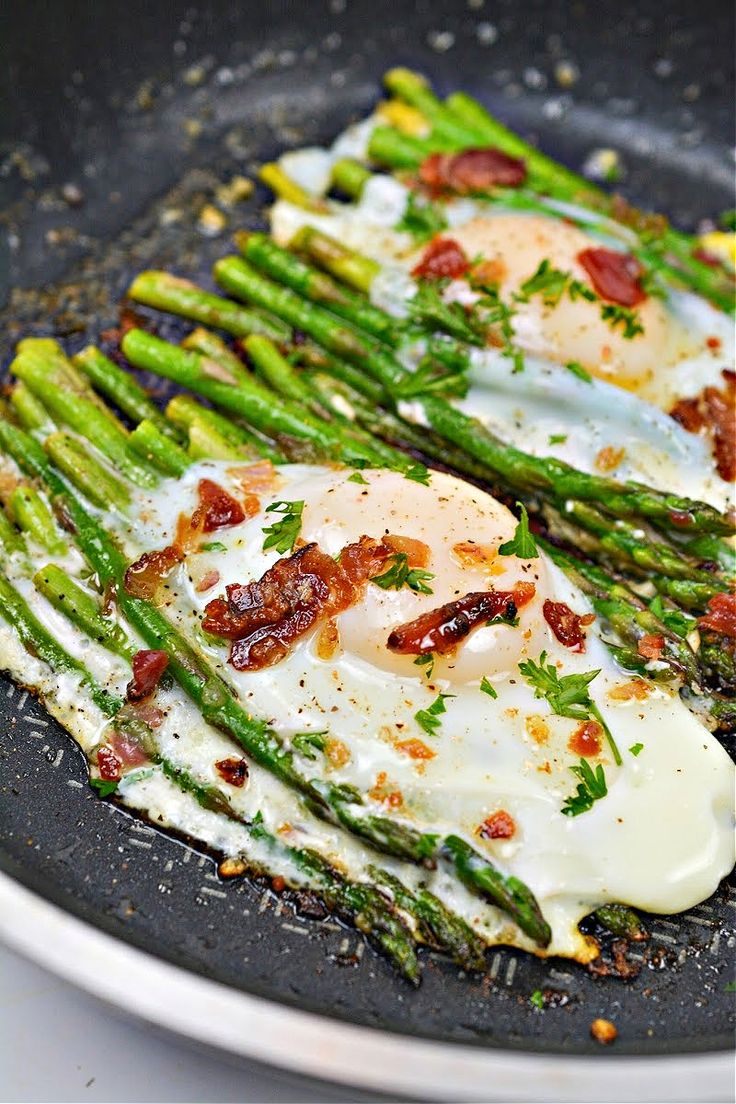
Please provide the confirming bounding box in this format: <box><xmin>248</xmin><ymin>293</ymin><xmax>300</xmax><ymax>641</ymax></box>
<box><xmin>478</xmin><ymin>810</ymin><xmax>516</xmax><ymax>840</ymax></box>
<box><xmin>568</xmin><ymin>720</ymin><xmax>603</xmax><ymax>758</ymax></box>
<box><xmin>126</xmin><ymin>649</ymin><xmax>169</xmax><ymax>702</ymax></box>
<box><xmin>96</xmin><ymin>746</ymin><xmax>122</xmax><ymax>781</ymax></box>
<box><xmin>396</xmin><ymin>737</ymin><xmax>435</xmax><ymax>760</ymax></box>
<box><xmin>196</xmin><ymin>478</ymin><xmax>248</xmax><ymax>532</ymax></box>
<box><xmin>382</xmin><ymin>533</ymin><xmax>431</xmax><ymax>567</ymax></box>
<box><xmin>203</xmin><ymin>542</ymin><xmax>359</xmax><ymax>671</ymax></box>
<box><xmin>637</xmin><ymin>633</ymin><xmax>665</xmax><ymax>661</ymax></box>
<box><xmin>387</xmin><ymin>581</ymin><xmax>536</xmax><ymax>655</ymax></box>
<box><xmin>543</xmin><ymin>599</ymin><xmax>594</xmax><ymax>651</ymax></box>
<box><xmin>420</xmin><ymin>147</ymin><xmax>526</xmax><ymax>193</ymax></box>
<box><xmin>195</xmin><ymin>569</ymin><xmax>221</xmax><ymax>594</ymax></box>
<box><xmin>698</xmin><ymin>593</ymin><xmax>736</xmax><ymax>639</ymax></box>
<box><xmin>109</xmin><ymin>728</ymin><xmax>150</xmax><ymax>767</ymax></box>
<box><xmin>411</xmin><ymin>236</ymin><xmax>470</xmax><ymax>280</ymax></box>
<box><xmin>339</xmin><ymin>535</ymin><xmax>390</xmax><ymax>586</ymax></box>
<box><xmin>670</xmin><ymin>370</ymin><xmax>735</xmax><ymax>482</ymax></box>
<box><xmin>577</xmin><ymin>247</ymin><xmax>646</xmax><ymax>307</ymax></box>
<box><xmin>215</xmin><ymin>757</ymin><xmax>249</xmax><ymax>787</ymax></box>
<box><xmin>124</xmin><ymin>545</ymin><xmax>183</xmax><ymax>600</ymax></box>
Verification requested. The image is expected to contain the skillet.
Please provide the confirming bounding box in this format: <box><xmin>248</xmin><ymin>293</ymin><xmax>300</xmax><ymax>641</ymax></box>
<box><xmin>0</xmin><ymin>0</ymin><xmax>734</xmax><ymax>1096</ymax></box>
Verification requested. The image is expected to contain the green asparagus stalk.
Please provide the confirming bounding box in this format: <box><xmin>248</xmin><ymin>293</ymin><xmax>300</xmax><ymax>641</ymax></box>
<box><xmin>593</xmin><ymin>903</ymin><xmax>649</xmax><ymax>941</ymax></box>
<box><xmin>10</xmin><ymin>382</ymin><xmax>54</xmax><ymax>432</ymax></box>
<box><xmin>8</xmin><ymin>485</ymin><xmax>67</xmax><ymax>555</ymax></box>
<box><xmin>0</xmin><ymin>503</ymin><xmax>26</xmax><ymax>555</ymax></box>
<box><xmin>17</xmin><ymin>339</ymin><xmax>129</xmax><ymax>430</ymax></box>
<box><xmin>181</xmin><ymin>327</ymin><xmax>252</xmax><ymax>382</ymax></box>
<box><xmin>44</xmin><ymin>433</ymin><xmax>131</xmax><ymax>512</ymax></box>
<box><xmin>258</xmin><ymin>163</ymin><xmax>328</xmax><ymax>212</ymax></box>
<box><xmin>33</xmin><ymin>563</ymin><xmax>135</xmax><ymax>660</ymax></box>
<box><xmin>290</xmin><ymin>225</ymin><xmax>382</xmax><ymax>296</ymax></box>
<box><xmin>127</xmin><ymin>271</ymin><xmax>292</xmax><ymax>341</ymax></box>
<box><xmin>129</xmin><ymin>420</ymin><xmax>190</xmax><ymax>477</ymax></box>
<box><xmin>384</xmin><ymin>68</ymin><xmax>490</xmax><ymax>148</ymax></box>
<box><xmin>330</xmin><ymin>157</ymin><xmax>373</xmax><ymax>199</ymax></box>
<box><xmin>73</xmin><ymin>346</ymin><xmax>183</xmax><ymax>442</ymax></box>
<box><xmin>165</xmin><ymin>393</ymin><xmax>283</xmax><ymax>463</ymax></box>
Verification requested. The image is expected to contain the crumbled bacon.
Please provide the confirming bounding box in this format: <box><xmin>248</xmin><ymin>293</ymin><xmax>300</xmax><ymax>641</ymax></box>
<box><xmin>196</xmin><ymin>478</ymin><xmax>249</xmax><ymax>532</ymax></box>
<box><xmin>382</xmin><ymin>534</ymin><xmax>431</xmax><ymax>567</ymax></box>
<box><xmin>419</xmin><ymin>147</ymin><xmax>526</xmax><ymax>193</ymax></box>
<box><xmin>478</xmin><ymin>810</ymin><xmax>516</xmax><ymax>840</ymax></box>
<box><xmin>215</xmin><ymin>757</ymin><xmax>249</xmax><ymax>787</ymax></box>
<box><xmin>637</xmin><ymin>634</ymin><xmax>665</xmax><ymax>661</ymax></box>
<box><xmin>395</xmin><ymin>737</ymin><xmax>435</xmax><ymax>760</ymax></box>
<box><xmin>195</xmin><ymin>569</ymin><xmax>221</xmax><ymax>594</ymax></box>
<box><xmin>568</xmin><ymin>720</ymin><xmax>603</xmax><ymax>758</ymax></box>
<box><xmin>96</xmin><ymin>746</ymin><xmax>122</xmax><ymax>781</ymax></box>
<box><xmin>698</xmin><ymin>593</ymin><xmax>736</xmax><ymax>639</ymax></box>
<box><xmin>316</xmin><ymin>617</ymin><xmax>340</xmax><ymax>660</ymax></box>
<box><xmin>339</xmin><ymin>535</ymin><xmax>391</xmax><ymax>586</ymax></box>
<box><xmin>608</xmin><ymin>678</ymin><xmax>651</xmax><ymax>702</ymax></box>
<box><xmin>109</xmin><ymin>728</ymin><xmax>150</xmax><ymax>767</ymax></box>
<box><xmin>543</xmin><ymin>599</ymin><xmax>594</xmax><ymax>651</ymax></box>
<box><xmin>411</xmin><ymin>236</ymin><xmax>470</xmax><ymax>280</ymax></box>
<box><xmin>126</xmin><ymin>649</ymin><xmax>169</xmax><ymax>702</ymax></box>
<box><xmin>577</xmin><ymin>247</ymin><xmax>646</xmax><ymax>307</ymax></box>
<box><xmin>387</xmin><ymin>581</ymin><xmax>536</xmax><ymax>655</ymax></box>
<box><xmin>227</xmin><ymin>460</ymin><xmax>278</xmax><ymax>493</ymax></box>
<box><xmin>124</xmin><ymin>545</ymin><xmax>183</xmax><ymax>600</ymax></box>
<box><xmin>670</xmin><ymin>370</ymin><xmax>735</xmax><ymax>482</ymax></box>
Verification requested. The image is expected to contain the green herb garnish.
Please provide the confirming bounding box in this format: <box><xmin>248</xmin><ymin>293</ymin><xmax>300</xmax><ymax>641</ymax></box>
<box><xmin>396</xmin><ymin>192</ymin><xmax>448</xmax><ymax>242</ymax></box>
<box><xmin>600</xmin><ymin>303</ymin><xmax>644</xmax><ymax>339</ymax></box>
<box><xmin>414</xmin><ymin>653</ymin><xmax>435</xmax><ymax>678</ymax></box>
<box><xmin>480</xmin><ymin>676</ymin><xmax>498</xmax><ymax>699</ymax></box>
<box><xmin>347</xmin><ymin>471</ymin><xmax>369</xmax><ymax>485</ymax></box>
<box><xmin>372</xmin><ymin>553</ymin><xmax>434</xmax><ymax>595</ymax></box>
<box><xmin>292</xmin><ymin>730</ymin><xmax>328</xmax><ymax>760</ymax></box>
<box><xmin>415</xmin><ymin>692</ymin><xmax>453</xmax><ymax>737</ymax></box>
<box><xmin>561</xmin><ymin>758</ymin><xmax>608</xmax><ymax>817</ymax></box>
<box><xmin>566</xmin><ymin>360</ymin><xmax>593</xmax><ymax>383</ymax></box>
<box><xmin>90</xmin><ymin>777</ymin><xmax>118</xmax><ymax>797</ymax></box>
<box><xmin>530</xmin><ymin>989</ymin><xmax>545</xmax><ymax>1010</ymax></box>
<box><xmin>261</xmin><ymin>499</ymin><xmax>304</xmax><ymax>554</ymax></box>
<box><xmin>498</xmin><ymin>502</ymin><xmax>538</xmax><ymax>559</ymax></box>
<box><xmin>200</xmin><ymin>540</ymin><xmax>227</xmax><ymax>553</ymax></box>
<box><xmin>629</xmin><ymin>743</ymin><xmax>644</xmax><ymax>757</ymax></box>
<box><xmin>548</xmin><ymin>433</ymin><xmax>568</xmax><ymax>445</ymax></box>
<box><xmin>404</xmin><ymin>461</ymin><xmax>430</xmax><ymax>486</ymax></box>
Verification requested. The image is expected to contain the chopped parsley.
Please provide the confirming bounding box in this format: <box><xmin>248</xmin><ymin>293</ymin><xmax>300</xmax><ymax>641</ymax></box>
<box><xmin>516</xmin><ymin>259</ymin><xmax>596</xmax><ymax>308</ymax></box>
<box><xmin>395</xmin><ymin>340</ymin><xmax>470</xmax><ymax>400</ymax></box>
<box><xmin>470</xmin><ymin>280</ymin><xmax>525</xmax><ymax>373</ymax></box>
<box><xmin>371</xmin><ymin>553</ymin><xmax>434</xmax><ymax>595</ymax></box>
<box><xmin>396</xmin><ymin>192</ymin><xmax>448</xmax><ymax>242</ymax></box>
<box><xmin>498</xmin><ymin>502</ymin><xmax>538</xmax><ymax>559</ymax></box>
<box><xmin>648</xmin><ymin>595</ymin><xmax>696</xmax><ymax>639</ymax></box>
<box><xmin>416</xmin><ymin>831</ymin><xmax>439</xmax><ymax>859</ymax></box>
<box><xmin>518</xmin><ymin>651</ymin><xmax>622</xmax><ymax>764</ymax></box>
<box><xmin>530</xmin><ymin>989</ymin><xmax>545</xmax><ymax>1010</ymax></box>
<box><xmin>565</xmin><ymin>360</ymin><xmax>593</xmax><ymax>383</ymax></box>
<box><xmin>90</xmin><ymin>777</ymin><xmax>118</xmax><ymax>797</ymax></box>
<box><xmin>629</xmin><ymin>742</ymin><xmax>644</xmax><ymax>757</ymax></box>
<box><xmin>414</xmin><ymin>653</ymin><xmax>435</xmax><ymax>678</ymax></box>
<box><xmin>415</xmin><ymin>692</ymin><xmax>453</xmax><ymax>737</ymax></box>
<box><xmin>600</xmin><ymin>303</ymin><xmax>644</xmax><ymax>339</ymax></box>
<box><xmin>200</xmin><ymin>540</ymin><xmax>227</xmax><ymax>553</ymax></box>
<box><xmin>561</xmin><ymin>758</ymin><xmax>608</xmax><ymax>817</ymax></box>
<box><xmin>404</xmin><ymin>461</ymin><xmax>430</xmax><ymax>486</ymax></box>
<box><xmin>479</xmin><ymin>676</ymin><xmax>498</xmax><ymax>699</ymax></box>
<box><xmin>548</xmin><ymin>433</ymin><xmax>568</xmax><ymax>445</ymax></box>
<box><xmin>261</xmin><ymin>499</ymin><xmax>304</xmax><ymax>554</ymax></box>
<box><xmin>292</xmin><ymin>730</ymin><xmax>328</xmax><ymax>760</ymax></box>
<box><xmin>408</xmin><ymin>280</ymin><xmax>480</xmax><ymax>344</ymax></box>
<box><xmin>347</xmin><ymin>471</ymin><xmax>368</xmax><ymax>485</ymax></box>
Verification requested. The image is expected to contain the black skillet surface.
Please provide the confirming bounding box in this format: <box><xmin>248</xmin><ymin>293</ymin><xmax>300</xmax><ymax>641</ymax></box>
<box><xmin>0</xmin><ymin>0</ymin><xmax>734</xmax><ymax>1064</ymax></box>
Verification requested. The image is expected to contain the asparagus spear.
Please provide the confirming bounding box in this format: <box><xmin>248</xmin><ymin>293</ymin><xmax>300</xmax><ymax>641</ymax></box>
<box><xmin>10</xmin><ymin>382</ymin><xmax>54</xmax><ymax>433</ymax></box>
<box><xmin>165</xmin><ymin>393</ymin><xmax>283</xmax><ymax>464</ymax></box>
<box><xmin>128</xmin><ymin>420</ymin><xmax>191</xmax><ymax>477</ymax></box>
<box><xmin>33</xmin><ymin>563</ymin><xmax>135</xmax><ymax>661</ymax></box>
<box><xmin>330</xmin><ymin>157</ymin><xmax>373</xmax><ymax>199</ymax></box>
<box><xmin>0</xmin><ymin>504</ymin><xmax>26</xmax><ymax>555</ymax></box>
<box><xmin>8</xmin><ymin>485</ymin><xmax>67</xmax><ymax>556</ymax></box>
<box><xmin>180</xmin><ymin>327</ymin><xmax>252</xmax><ymax>381</ymax></box>
<box><xmin>43</xmin><ymin>432</ymin><xmax>131</xmax><ymax>512</ymax></box>
<box><xmin>0</xmin><ymin>416</ymin><xmax>551</xmax><ymax>946</ymax></box>
<box><xmin>290</xmin><ymin>225</ymin><xmax>381</xmax><ymax>295</ymax></box>
<box><xmin>127</xmin><ymin>271</ymin><xmax>292</xmax><ymax>341</ymax></box>
<box><xmin>73</xmin><ymin>346</ymin><xmax>183</xmax><ymax>442</ymax></box>
<box><xmin>258</xmin><ymin>163</ymin><xmax>328</xmax><ymax>212</ymax></box>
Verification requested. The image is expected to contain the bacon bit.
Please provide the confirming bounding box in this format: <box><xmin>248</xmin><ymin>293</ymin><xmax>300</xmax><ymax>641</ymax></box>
<box><xmin>124</xmin><ymin>545</ymin><xmax>183</xmax><ymax>600</ymax></box>
<box><xmin>227</xmin><ymin>460</ymin><xmax>278</xmax><ymax>493</ymax></box>
<box><xmin>451</xmin><ymin>540</ymin><xmax>498</xmax><ymax>570</ymax></box>
<box><xmin>543</xmin><ymin>599</ymin><xmax>594</xmax><ymax>652</ymax></box>
<box><xmin>698</xmin><ymin>592</ymin><xmax>736</xmax><ymax>638</ymax></box>
<box><xmin>595</xmin><ymin>445</ymin><xmax>626</xmax><ymax>473</ymax></box>
<box><xmin>317</xmin><ymin>618</ymin><xmax>340</xmax><ymax>660</ymax></box>
<box><xmin>525</xmin><ymin>715</ymin><xmax>549</xmax><ymax>745</ymax></box>
<box><xmin>568</xmin><ymin>720</ymin><xmax>603</xmax><ymax>757</ymax></box>
<box><xmin>706</xmin><ymin>335</ymin><xmax>722</xmax><ymax>351</ymax></box>
<box><xmin>196</xmin><ymin>569</ymin><xmax>221</xmax><ymax>594</ymax></box>
<box><xmin>577</xmin><ymin>247</ymin><xmax>646</xmax><ymax>307</ymax></box>
<box><xmin>637</xmin><ymin>633</ymin><xmax>665</xmax><ymax>661</ymax></box>
<box><xmin>387</xmin><ymin>582</ymin><xmax>536</xmax><ymax>656</ymax></box>
<box><xmin>219</xmin><ymin>857</ymin><xmax>248</xmax><ymax>878</ymax></box>
<box><xmin>590</xmin><ymin>1018</ymin><xmax>618</xmax><ymax>1045</ymax></box>
<box><xmin>670</xmin><ymin>396</ymin><xmax>704</xmax><ymax>433</ymax></box>
<box><xmin>608</xmin><ymin>678</ymin><xmax>651</xmax><ymax>702</ymax></box>
<box><xmin>96</xmin><ymin>746</ymin><xmax>122</xmax><ymax>781</ymax></box>
<box><xmin>395</xmin><ymin>737</ymin><xmax>435</xmax><ymax>760</ymax></box>
<box><xmin>473</xmin><ymin>258</ymin><xmax>507</xmax><ymax>285</ymax></box>
<box><xmin>420</xmin><ymin>147</ymin><xmax>526</xmax><ymax>193</ymax></box>
<box><xmin>196</xmin><ymin>478</ymin><xmax>248</xmax><ymax>532</ymax></box>
<box><xmin>215</xmin><ymin>757</ymin><xmax>249</xmax><ymax>787</ymax></box>
<box><xmin>325</xmin><ymin>737</ymin><xmax>351</xmax><ymax>768</ymax></box>
<box><xmin>175</xmin><ymin>509</ymin><xmax>207</xmax><ymax>555</ymax></box>
<box><xmin>109</xmin><ymin>729</ymin><xmax>149</xmax><ymax>768</ymax></box>
<box><xmin>101</xmin><ymin>581</ymin><xmax>117</xmax><ymax>617</ymax></box>
<box><xmin>382</xmin><ymin>533</ymin><xmax>431</xmax><ymax>568</ymax></box>
<box><xmin>271</xmin><ymin>875</ymin><xmax>286</xmax><ymax>893</ymax></box>
<box><xmin>703</xmin><ymin>376</ymin><xmax>736</xmax><ymax>482</ymax></box>
<box><xmin>368</xmin><ymin>771</ymin><xmax>403</xmax><ymax>809</ymax></box>
<box><xmin>130</xmin><ymin>702</ymin><xmax>164</xmax><ymax>729</ymax></box>
<box><xmin>411</xmin><ymin>236</ymin><xmax>470</xmax><ymax>280</ymax></box>
<box><xmin>478</xmin><ymin>810</ymin><xmax>516</xmax><ymax>840</ymax></box>
<box><xmin>668</xmin><ymin>509</ymin><xmax>694</xmax><ymax>528</ymax></box>
<box><xmin>126</xmin><ymin>649</ymin><xmax>169</xmax><ymax>702</ymax></box>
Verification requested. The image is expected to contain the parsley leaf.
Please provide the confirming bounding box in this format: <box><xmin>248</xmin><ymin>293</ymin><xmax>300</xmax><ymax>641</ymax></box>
<box><xmin>347</xmin><ymin>471</ymin><xmax>368</xmax><ymax>485</ymax></box>
<box><xmin>480</xmin><ymin>676</ymin><xmax>498</xmax><ymax>699</ymax></box>
<box><xmin>90</xmin><ymin>777</ymin><xmax>118</xmax><ymax>797</ymax></box>
<box><xmin>404</xmin><ymin>462</ymin><xmax>430</xmax><ymax>486</ymax></box>
<box><xmin>414</xmin><ymin>653</ymin><xmax>435</xmax><ymax>678</ymax></box>
<box><xmin>408</xmin><ymin>280</ymin><xmax>481</xmax><ymax>344</ymax></box>
<box><xmin>561</xmin><ymin>758</ymin><xmax>608</xmax><ymax>816</ymax></box>
<box><xmin>548</xmin><ymin>433</ymin><xmax>568</xmax><ymax>445</ymax></box>
<box><xmin>416</xmin><ymin>831</ymin><xmax>440</xmax><ymax>859</ymax></box>
<box><xmin>396</xmin><ymin>192</ymin><xmax>448</xmax><ymax>242</ymax></box>
<box><xmin>415</xmin><ymin>692</ymin><xmax>453</xmax><ymax>737</ymax></box>
<box><xmin>200</xmin><ymin>540</ymin><xmax>227</xmax><ymax>553</ymax></box>
<box><xmin>470</xmin><ymin>280</ymin><xmax>524</xmax><ymax>373</ymax></box>
<box><xmin>292</xmin><ymin>730</ymin><xmax>328</xmax><ymax>760</ymax></box>
<box><xmin>517</xmin><ymin>259</ymin><xmax>570</xmax><ymax>307</ymax></box>
<box><xmin>518</xmin><ymin>651</ymin><xmax>622</xmax><ymax>765</ymax></box>
<box><xmin>261</xmin><ymin>499</ymin><xmax>304</xmax><ymax>554</ymax></box>
<box><xmin>498</xmin><ymin>502</ymin><xmax>538</xmax><ymax>559</ymax></box>
<box><xmin>566</xmin><ymin>360</ymin><xmax>593</xmax><ymax>383</ymax></box>
<box><xmin>530</xmin><ymin>989</ymin><xmax>545</xmax><ymax>1010</ymax></box>
<box><xmin>371</xmin><ymin>552</ymin><xmax>434</xmax><ymax>595</ymax></box>
<box><xmin>600</xmin><ymin>303</ymin><xmax>644</xmax><ymax>339</ymax></box>
<box><xmin>648</xmin><ymin>595</ymin><xmax>696</xmax><ymax>639</ymax></box>
<box><xmin>629</xmin><ymin>742</ymin><xmax>644</xmax><ymax>757</ymax></box>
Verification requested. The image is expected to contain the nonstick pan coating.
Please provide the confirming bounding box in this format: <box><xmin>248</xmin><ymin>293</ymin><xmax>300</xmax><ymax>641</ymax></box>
<box><xmin>0</xmin><ymin>0</ymin><xmax>734</xmax><ymax>1065</ymax></box>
